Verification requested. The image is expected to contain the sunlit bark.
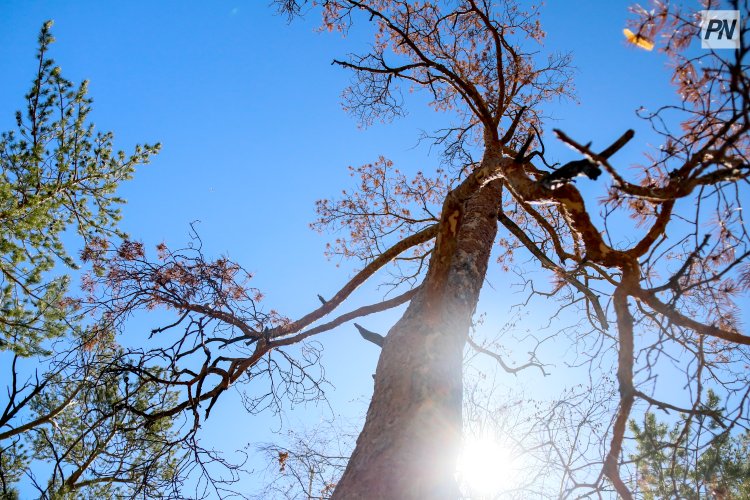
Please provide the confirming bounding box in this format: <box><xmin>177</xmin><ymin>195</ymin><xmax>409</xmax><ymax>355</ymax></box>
<box><xmin>334</xmin><ymin>163</ymin><xmax>503</xmax><ymax>498</ymax></box>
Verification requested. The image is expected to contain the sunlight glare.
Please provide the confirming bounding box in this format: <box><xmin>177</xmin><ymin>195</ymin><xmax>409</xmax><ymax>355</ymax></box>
<box><xmin>457</xmin><ymin>434</ymin><xmax>518</xmax><ymax>496</ymax></box>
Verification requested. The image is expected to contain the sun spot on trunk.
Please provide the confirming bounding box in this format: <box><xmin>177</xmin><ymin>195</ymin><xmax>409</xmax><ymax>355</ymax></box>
<box><xmin>448</xmin><ymin>210</ymin><xmax>460</xmax><ymax>235</ymax></box>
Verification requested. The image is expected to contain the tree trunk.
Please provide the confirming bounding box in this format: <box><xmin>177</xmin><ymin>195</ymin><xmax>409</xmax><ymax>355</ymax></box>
<box><xmin>332</xmin><ymin>174</ymin><xmax>503</xmax><ymax>499</ymax></box>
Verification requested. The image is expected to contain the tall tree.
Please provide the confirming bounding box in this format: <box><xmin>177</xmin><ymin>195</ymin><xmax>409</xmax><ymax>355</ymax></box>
<box><xmin>0</xmin><ymin>21</ymin><xmax>157</xmax><ymax>356</ymax></box>
<box><xmin>72</xmin><ymin>0</ymin><xmax>750</xmax><ymax>498</ymax></box>
<box><xmin>0</xmin><ymin>22</ymin><xmax>180</xmax><ymax>499</ymax></box>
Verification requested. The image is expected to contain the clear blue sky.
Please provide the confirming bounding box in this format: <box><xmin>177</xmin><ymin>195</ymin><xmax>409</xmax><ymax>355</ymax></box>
<box><xmin>0</xmin><ymin>0</ymin><xmax>685</xmax><ymax>494</ymax></box>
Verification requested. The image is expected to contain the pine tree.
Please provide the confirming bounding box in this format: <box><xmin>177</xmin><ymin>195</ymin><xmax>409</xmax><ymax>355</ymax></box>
<box><xmin>0</xmin><ymin>21</ymin><xmax>158</xmax><ymax>356</ymax></box>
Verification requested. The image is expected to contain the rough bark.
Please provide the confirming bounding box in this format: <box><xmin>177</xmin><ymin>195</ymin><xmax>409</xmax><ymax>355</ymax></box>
<box><xmin>332</xmin><ymin>171</ymin><xmax>503</xmax><ymax>499</ymax></box>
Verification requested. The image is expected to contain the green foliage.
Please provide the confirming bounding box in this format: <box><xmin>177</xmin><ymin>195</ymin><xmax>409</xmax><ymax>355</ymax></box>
<box><xmin>0</xmin><ymin>22</ymin><xmax>178</xmax><ymax>499</ymax></box>
<box><xmin>0</xmin><ymin>347</ymin><xmax>183</xmax><ymax>498</ymax></box>
<box><xmin>0</xmin><ymin>488</ymin><xmax>19</xmax><ymax>500</ymax></box>
<box><xmin>630</xmin><ymin>392</ymin><xmax>750</xmax><ymax>499</ymax></box>
<box><xmin>28</xmin><ymin>348</ymin><xmax>180</xmax><ymax>498</ymax></box>
<box><xmin>0</xmin><ymin>438</ymin><xmax>25</xmax><ymax>496</ymax></box>
<box><xmin>0</xmin><ymin>21</ymin><xmax>159</xmax><ymax>356</ymax></box>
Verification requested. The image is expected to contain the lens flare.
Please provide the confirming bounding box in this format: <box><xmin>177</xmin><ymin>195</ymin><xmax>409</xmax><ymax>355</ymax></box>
<box><xmin>457</xmin><ymin>434</ymin><xmax>518</xmax><ymax>496</ymax></box>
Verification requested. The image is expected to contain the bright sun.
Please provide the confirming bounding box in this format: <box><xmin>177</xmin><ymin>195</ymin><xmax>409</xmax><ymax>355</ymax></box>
<box><xmin>457</xmin><ymin>434</ymin><xmax>518</xmax><ymax>496</ymax></box>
